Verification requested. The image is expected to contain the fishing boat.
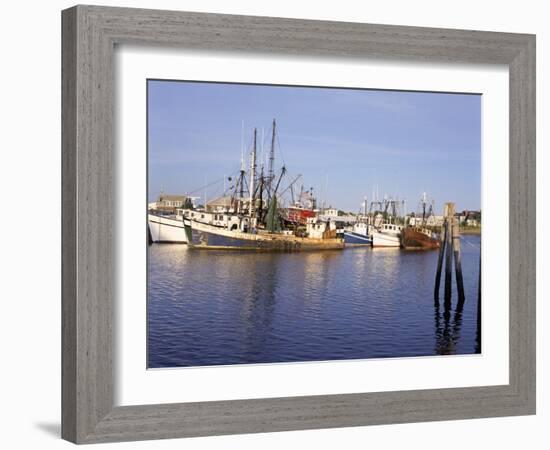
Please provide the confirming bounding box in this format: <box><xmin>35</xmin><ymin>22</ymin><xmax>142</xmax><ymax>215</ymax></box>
<box><xmin>400</xmin><ymin>193</ymin><xmax>440</xmax><ymax>250</ymax></box>
<box><xmin>343</xmin><ymin>199</ymin><xmax>373</xmax><ymax>245</ymax></box>
<box><xmin>184</xmin><ymin>120</ymin><xmax>344</xmax><ymax>252</ymax></box>
<box><xmin>371</xmin><ymin>223</ymin><xmax>403</xmax><ymax>247</ymax></box>
<box><xmin>147</xmin><ymin>195</ymin><xmax>195</xmax><ymax>243</ymax></box>
<box><xmin>343</xmin><ymin>221</ymin><xmax>373</xmax><ymax>245</ymax></box>
<box><xmin>148</xmin><ymin>209</ymin><xmax>188</xmax><ymax>243</ymax></box>
<box><xmin>283</xmin><ymin>187</ymin><xmax>317</xmax><ymax>225</ymax></box>
<box><xmin>184</xmin><ymin>214</ymin><xmax>343</xmax><ymax>251</ymax></box>
<box><xmin>400</xmin><ymin>227</ymin><xmax>439</xmax><ymax>250</ymax></box>
<box><xmin>370</xmin><ymin>198</ymin><xmax>405</xmax><ymax>247</ymax></box>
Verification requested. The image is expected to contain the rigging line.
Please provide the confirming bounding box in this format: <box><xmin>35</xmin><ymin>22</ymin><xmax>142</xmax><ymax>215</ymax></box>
<box><xmin>275</xmin><ymin>134</ymin><xmax>286</xmax><ymax>166</ymax></box>
<box><xmin>282</xmin><ymin>169</ymin><xmax>301</xmax><ymax>181</ymax></box>
<box><xmin>187</xmin><ymin>173</ymin><xmax>237</xmax><ymax>196</ymax></box>
<box><xmin>460</xmin><ymin>237</ymin><xmax>481</xmax><ymax>249</ymax></box>
<box><xmin>242</xmin><ymin>176</ymin><xmax>250</xmax><ymax>194</ymax></box>
<box><xmin>262</xmin><ymin>123</ymin><xmax>273</xmax><ymax>159</ymax></box>
<box><xmin>217</xmin><ymin>172</ymin><xmax>243</xmax><ymax>198</ymax></box>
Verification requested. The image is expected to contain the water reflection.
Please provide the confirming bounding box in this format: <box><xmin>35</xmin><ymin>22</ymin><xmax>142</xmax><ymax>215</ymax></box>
<box><xmin>434</xmin><ymin>296</ymin><xmax>466</xmax><ymax>355</ymax></box>
<box><xmin>147</xmin><ymin>236</ymin><xmax>481</xmax><ymax>368</ymax></box>
<box><xmin>433</xmin><ymin>236</ymin><xmax>481</xmax><ymax>356</ymax></box>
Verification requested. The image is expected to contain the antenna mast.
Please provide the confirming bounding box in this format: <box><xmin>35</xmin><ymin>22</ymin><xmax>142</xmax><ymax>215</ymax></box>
<box><xmin>268</xmin><ymin>119</ymin><xmax>276</xmax><ymax>193</ymax></box>
<box><xmin>421</xmin><ymin>192</ymin><xmax>427</xmax><ymax>224</ymax></box>
<box><xmin>249</xmin><ymin>129</ymin><xmax>257</xmax><ymax>218</ymax></box>
<box><xmin>235</xmin><ymin>121</ymin><xmax>246</xmax><ymax>213</ymax></box>
<box><xmin>240</xmin><ymin>120</ymin><xmax>245</xmax><ymax>171</ymax></box>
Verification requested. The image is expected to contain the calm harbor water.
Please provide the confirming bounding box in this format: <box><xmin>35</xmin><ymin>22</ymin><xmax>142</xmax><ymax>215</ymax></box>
<box><xmin>147</xmin><ymin>235</ymin><xmax>481</xmax><ymax>368</ymax></box>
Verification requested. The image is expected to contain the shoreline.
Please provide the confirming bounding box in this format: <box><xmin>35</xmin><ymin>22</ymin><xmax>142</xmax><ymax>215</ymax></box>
<box><xmin>459</xmin><ymin>227</ymin><xmax>482</xmax><ymax>235</ymax></box>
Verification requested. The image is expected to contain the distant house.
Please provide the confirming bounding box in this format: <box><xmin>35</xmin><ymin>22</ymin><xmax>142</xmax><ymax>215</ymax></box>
<box><xmin>322</xmin><ymin>208</ymin><xmax>340</xmax><ymax>217</ymax></box>
<box><xmin>155</xmin><ymin>194</ymin><xmax>190</xmax><ymax>212</ymax></box>
<box><xmin>206</xmin><ymin>196</ymin><xmax>233</xmax><ymax>212</ymax></box>
<box><xmin>426</xmin><ymin>215</ymin><xmax>444</xmax><ymax>227</ymax></box>
<box><xmin>457</xmin><ymin>212</ymin><xmax>467</xmax><ymax>224</ymax></box>
<box><xmin>408</xmin><ymin>216</ymin><xmax>423</xmax><ymax>226</ymax></box>
<box><xmin>409</xmin><ymin>214</ymin><xmax>443</xmax><ymax>227</ymax></box>
<box><xmin>466</xmin><ymin>212</ymin><xmax>481</xmax><ymax>227</ymax></box>
<box><xmin>459</xmin><ymin>210</ymin><xmax>481</xmax><ymax>227</ymax></box>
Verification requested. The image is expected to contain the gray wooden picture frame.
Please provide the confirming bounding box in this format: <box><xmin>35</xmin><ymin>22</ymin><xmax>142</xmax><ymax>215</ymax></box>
<box><xmin>61</xmin><ymin>5</ymin><xmax>536</xmax><ymax>444</ymax></box>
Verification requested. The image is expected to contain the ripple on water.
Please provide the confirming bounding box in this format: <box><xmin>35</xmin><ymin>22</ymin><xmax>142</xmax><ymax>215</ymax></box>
<box><xmin>147</xmin><ymin>239</ymin><xmax>481</xmax><ymax>368</ymax></box>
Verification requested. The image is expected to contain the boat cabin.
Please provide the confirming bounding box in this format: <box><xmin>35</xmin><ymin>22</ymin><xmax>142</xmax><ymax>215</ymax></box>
<box><xmin>306</xmin><ymin>217</ymin><xmax>337</xmax><ymax>239</ymax></box>
<box><xmin>380</xmin><ymin>223</ymin><xmax>403</xmax><ymax>234</ymax></box>
<box><xmin>187</xmin><ymin>210</ymin><xmax>256</xmax><ymax>233</ymax></box>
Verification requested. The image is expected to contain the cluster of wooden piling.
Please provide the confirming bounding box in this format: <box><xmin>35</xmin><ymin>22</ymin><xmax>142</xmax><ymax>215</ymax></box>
<box><xmin>434</xmin><ymin>202</ymin><xmax>465</xmax><ymax>305</ymax></box>
<box><xmin>433</xmin><ymin>201</ymin><xmax>482</xmax><ymax>353</ymax></box>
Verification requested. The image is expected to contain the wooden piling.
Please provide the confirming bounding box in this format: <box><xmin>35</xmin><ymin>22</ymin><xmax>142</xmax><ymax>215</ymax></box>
<box><xmin>434</xmin><ymin>222</ymin><xmax>446</xmax><ymax>302</ymax></box>
<box><xmin>444</xmin><ymin>203</ymin><xmax>455</xmax><ymax>303</ymax></box>
<box><xmin>452</xmin><ymin>218</ymin><xmax>465</xmax><ymax>303</ymax></box>
<box><xmin>435</xmin><ymin>201</ymin><xmax>467</xmax><ymax>308</ymax></box>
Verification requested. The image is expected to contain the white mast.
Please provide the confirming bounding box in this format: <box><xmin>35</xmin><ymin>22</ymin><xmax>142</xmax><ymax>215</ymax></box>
<box><xmin>240</xmin><ymin>120</ymin><xmax>245</xmax><ymax>171</ymax></box>
<box><xmin>249</xmin><ymin>128</ymin><xmax>257</xmax><ymax>219</ymax></box>
<box><xmin>326</xmin><ymin>174</ymin><xmax>329</xmax><ymax>206</ymax></box>
<box><xmin>261</xmin><ymin>127</ymin><xmax>265</xmax><ymax>169</ymax></box>
<box><xmin>236</xmin><ymin>120</ymin><xmax>245</xmax><ymax>213</ymax></box>
<box><xmin>421</xmin><ymin>191</ymin><xmax>427</xmax><ymax>223</ymax></box>
<box><xmin>204</xmin><ymin>175</ymin><xmax>207</xmax><ymax>211</ymax></box>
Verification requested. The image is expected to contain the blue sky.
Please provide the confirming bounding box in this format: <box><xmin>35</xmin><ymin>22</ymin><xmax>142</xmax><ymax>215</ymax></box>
<box><xmin>148</xmin><ymin>80</ymin><xmax>481</xmax><ymax>214</ymax></box>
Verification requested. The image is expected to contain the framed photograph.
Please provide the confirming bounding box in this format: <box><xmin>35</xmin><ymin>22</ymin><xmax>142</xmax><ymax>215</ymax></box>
<box><xmin>62</xmin><ymin>5</ymin><xmax>535</xmax><ymax>444</ymax></box>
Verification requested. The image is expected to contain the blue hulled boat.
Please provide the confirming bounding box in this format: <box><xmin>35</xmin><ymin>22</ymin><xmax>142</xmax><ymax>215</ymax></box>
<box><xmin>343</xmin><ymin>221</ymin><xmax>373</xmax><ymax>246</ymax></box>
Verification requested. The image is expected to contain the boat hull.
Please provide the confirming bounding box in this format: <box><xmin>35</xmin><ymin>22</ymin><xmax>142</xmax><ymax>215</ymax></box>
<box><xmin>371</xmin><ymin>231</ymin><xmax>401</xmax><ymax>247</ymax></box>
<box><xmin>400</xmin><ymin>228</ymin><xmax>440</xmax><ymax>250</ymax></box>
<box><xmin>186</xmin><ymin>219</ymin><xmax>344</xmax><ymax>251</ymax></box>
<box><xmin>148</xmin><ymin>213</ymin><xmax>188</xmax><ymax>243</ymax></box>
<box><xmin>343</xmin><ymin>231</ymin><xmax>373</xmax><ymax>246</ymax></box>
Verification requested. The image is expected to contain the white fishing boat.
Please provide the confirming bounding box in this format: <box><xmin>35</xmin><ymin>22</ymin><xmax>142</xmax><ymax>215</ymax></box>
<box><xmin>371</xmin><ymin>223</ymin><xmax>403</xmax><ymax>247</ymax></box>
<box><xmin>148</xmin><ymin>208</ymin><xmax>188</xmax><ymax>243</ymax></box>
<box><xmin>363</xmin><ymin>197</ymin><xmax>405</xmax><ymax>247</ymax></box>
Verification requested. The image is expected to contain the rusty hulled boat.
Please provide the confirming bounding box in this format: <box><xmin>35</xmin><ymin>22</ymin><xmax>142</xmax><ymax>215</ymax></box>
<box><xmin>400</xmin><ymin>193</ymin><xmax>440</xmax><ymax>250</ymax></box>
<box><xmin>400</xmin><ymin>227</ymin><xmax>440</xmax><ymax>250</ymax></box>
